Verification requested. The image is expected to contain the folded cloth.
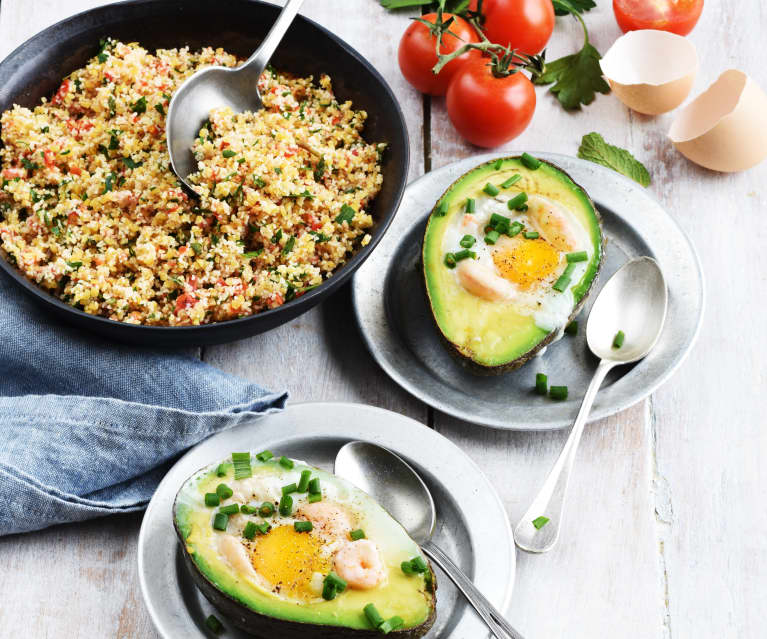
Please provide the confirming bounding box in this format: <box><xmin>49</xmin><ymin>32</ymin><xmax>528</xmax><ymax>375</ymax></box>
<box><xmin>0</xmin><ymin>270</ymin><xmax>288</xmax><ymax>536</ymax></box>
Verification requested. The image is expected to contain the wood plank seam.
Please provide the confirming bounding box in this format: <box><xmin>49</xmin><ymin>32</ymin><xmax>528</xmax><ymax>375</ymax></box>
<box><xmin>650</xmin><ymin>395</ymin><xmax>674</xmax><ymax>639</ymax></box>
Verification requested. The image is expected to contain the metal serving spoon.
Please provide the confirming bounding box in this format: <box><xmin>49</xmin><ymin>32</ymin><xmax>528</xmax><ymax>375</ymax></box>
<box><xmin>167</xmin><ymin>0</ymin><xmax>305</xmax><ymax>191</ymax></box>
<box><xmin>335</xmin><ymin>441</ymin><xmax>525</xmax><ymax>639</ymax></box>
<box><xmin>514</xmin><ymin>256</ymin><xmax>668</xmax><ymax>553</ymax></box>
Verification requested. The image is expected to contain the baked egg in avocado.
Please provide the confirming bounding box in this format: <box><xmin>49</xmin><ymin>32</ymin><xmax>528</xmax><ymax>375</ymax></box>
<box><xmin>173</xmin><ymin>451</ymin><xmax>436</xmax><ymax>638</ymax></box>
<box><xmin>422</xmin><ymin>155</ymin><xmax>604</xmax><ymax>373</ymax></box>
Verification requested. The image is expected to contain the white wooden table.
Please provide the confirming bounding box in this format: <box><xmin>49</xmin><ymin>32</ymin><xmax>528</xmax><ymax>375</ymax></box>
<box><xmin>1</xmin><ymin>1</ymin><xmax>765</xmax><ymax>637</ymax></box>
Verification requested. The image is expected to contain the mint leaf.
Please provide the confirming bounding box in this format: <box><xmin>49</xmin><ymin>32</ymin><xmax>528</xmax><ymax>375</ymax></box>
<box><xmin>553</xmin><ymin>0</ymin><xmax>596</xmax><ymax>16</ymax></box>
<box><xmin>577</xmin><ymin>132</ymin><xmax>651</xmax><ymax>187</ymax></box>
<box><xmin>535</xmin><ymin>42</ymin><xmax>610</xmax><ymax>109</ymax></box>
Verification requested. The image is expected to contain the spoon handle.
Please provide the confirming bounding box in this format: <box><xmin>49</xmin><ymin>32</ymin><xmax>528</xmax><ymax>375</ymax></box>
<box><xmin>242</xmin><ymin>0</ymin><xmax>306</xmax><ymax>76</ymax></box>
<box><xmin>422</xmin><ymin>540</ymin><xmax>526</xmax><ymax>639</ymax></box>
<box><xmin>514</xmin><ymin>358</ymin><xmax>615</xmax><ymax>553</ymax></box>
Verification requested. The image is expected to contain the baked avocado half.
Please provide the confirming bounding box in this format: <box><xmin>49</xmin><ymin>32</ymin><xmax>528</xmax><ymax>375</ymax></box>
<box><xmin>174</xmin><ymin>453</ymin><xmax>436</xmax><ymax>638</ymax></box>
<box><xmin>422</xmin><ymin>155</ymin><xmax>604</xmax><ymax>373</ymax></box>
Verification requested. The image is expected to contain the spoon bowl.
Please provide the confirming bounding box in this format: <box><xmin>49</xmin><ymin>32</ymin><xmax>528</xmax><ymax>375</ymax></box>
<box><xmin>334</xmin><ymin>441</ymin><xmax>435</xmax><ymax>544</ymax></box>
<box><xmin>335</xmin><ymin>441</ymin><xmax>525</xmax><ymax>639</ymax></box>
<box><xmin>167</xmin><ymin>0</ymin><xmax>305</xmax><ymax>191</ymax></box>
<box><xmin>586</xmin><ymin>256</ymin><xmax>669</xmax><ymax>363</ymax></box>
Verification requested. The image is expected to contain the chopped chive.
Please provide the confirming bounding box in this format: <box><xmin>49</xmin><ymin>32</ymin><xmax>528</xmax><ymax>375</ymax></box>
<box><xmin>507</xmin><ymin>192</ymin><xmax>528</xmax><ymax>210</ymax></box>
<box><xmin>259</xmin><ymin>502</ymin><xmax>275</xmax><ymax>517</ymax></box>
<box><xmin>243</xmin><ymin>521</ymin><xmax>257</xmax><ymax>540</ymax></box>
<box><xmin>483</xmin><ymin>183</ymin><xmax>500</xmax><ymax>196</ymax></box>
<box><xmin>524</xmin><ymin>231</ymin><xmax>539</xmax><ymax>239</ymax></box>
<box><xmin>385</xmin><ymin>616</ymin><xmax>404</xmax><ymax>632</ymax></box>
<box><xmin>308</xmin><ymin>477</ymin><xmax>321</xmax><ymax>494</ymax></box>
<box><xmin>219</xmin><ymin>503</ymin><xmax>239</xmax><ymax>515</ymax></box>
<box><xmin>279</xmin><ymin>494</ymin><xmax>293</xmax><ymax>516</ymax></box>
<box><xmin>565</xmin><ymin>320</ymin><xmax>578</xmax><ymax>336</ymax></box>
<box><xmin>212</xmin><ymin>513</ymin><xmax>229</xmax><ymax>531</ymax></box>
<box><xmin>401</xmin><ymin>560</ymin><xmax>416</xmax><ymax>575</ymax></box>
<box><xmin>322</xmin><ymin>580</ymin><xmax>338</xmax><ymax>601</ymax></box>
<box><xmin>410</xmin><ymin>556</ymin><xmax>428</xmax><ymax>573</ymax></box>
<box><xmin>459</xmin><ymin>235</ymin><xmax>476</xmax><ymax>248</ymax></box>
<box><xmin>566</xmin><ymin>251</ymin><xmax>588</xmax><ymax>263</ymax></box>
<box><xmin>465</xmin><ymin>198</ymin><xmax>475</xmax><ymax>213</ymax></box>
<box><xmin>535</xmin><ymin>373</ymin><xmax>548</xmax><ymax>395</ymax></box>
<box><xmin>444</xmin><ymin>252</ymin><xmax>457</xmax><ymax>269</ymax></box>
<box><xmin>613</xmin><ymin>330</ymin><xmax>625</xmax><ymax>349</ymax></box>
<box><xmin>204</xmin><ymin>493</ymin><xmax>220</xmax><ymax>507</ymax></box>
<box><xmin>379</xmin><ymin>617</ymin><xmax>403</xmax><ymax>634</ymax></box>
<box><xmin>501</xmin><ymin>174</ymin><xmax>522</xmax><ymax>189</ymax></box>
<box><xmin>453</xmin><ymin>249</ymin><xmax>475</xmax><ymax>261</ymax></box>
<box><xmin>294</xmin><ymin>520</ymin><xmax>313</xmax><ymax>533</ymax></box>
<box><xmin>255</xmin><ymin>450</ymin><xmax>273</xmax><ymax>462</ymax></box>
<box><xmin>508</xmin><ymin>221</ymin><xmax>524</xmax><ymax>237</ymax></box>
<box><xmin>553</xmin><ymin>264</ymin><xmax>575</xmax><ymax>292</ymax></box>
<box><xmin>349</xmin><ymin>529</ymin><xmax>366</xmax><ymax>541</ymax></box>
<box><xmin>255</xmin><ymin>522</ymin><xmax>271</xmax><ymax>535</ymax></box>
<box><xmin>282</xmin><ymin>483</ymin><xmax>298</xmax><ymax>495</ymax></box>
<box><xmin>364</xmin><ymin>603</ymin><xmax>385</xmax><ymax>629</ymax></box>
<box><xmin>240</xmin><ymin>504</ymin><xmax>258</xmax><ymax>515</ymax></box>
<box><xmin>435</xmin><ymin>200</ymin><xmax>449</xmax><ymax>216</ymax></box>
<box><xmin>308</xmin><ymin>493</ymin><xmax>322</xmax><ymax>503</ymax></box>
<box><xmin>215</xmin><ymin>463</ymin><xmax>227</xmax><ymax>477</ymax></box>
<box><xmin>325</xmin><ymin>572</ymin><xmax>348</xmax><ymax>592</ymax></box>
<box><xmin>485</xmin><ymin>230</ymin><xmax>501</xmax><ymax>245</ymax></box>
<box><xmin>489</xmin><ymin>212</ymin><xmax>510</xmax><ymax>228</ymax></box>
<box><xmin>549</xmin><ymin>386</ymin><xmax>568</xmax><ymax>400</ymax></box>
<box><xmin>216</xmin><ymin>484</ymin><xmax>233</xmax><ymax>500</ymax></box>
<box><xmin>222</xmin><ymin>149</ymin><xmax>236</xmax><ymax>158</ymax></box>
<box><xmin>278</xmin><ymin>456</ymin><xmax>294</xmax><ymax>470</ymax></box>
<box><xmin>521</xmin><ymin>152</ymin><xmax>542</xmax><ymax>170</ymax></box>
<box><xmin>204</xmin><ymin>614</ymin><xmax>224</xmax><ymax>634</ymax></box>
<box><xmin>532</xmin><ymin>515</ymin><xmax>550</xmax><ymax>529</ymax></box>
<box><xmin>552</xmin><ymin>274</ymin><xmax>570</xmax><ymax>293</ymax></box>
<box><xmin>494</xmin><ymin>158</ymin><xmax>503</xmax><ymax>170</ymax></box>
<box><xmin>232</xmin><ymin>451</ymin><xmax>252</xmax><ymax>480</ymax></box>
<box><xmin>297</xmin><ymin>469</ymin><xmax>312</xmax><ymax>492</ymax></box>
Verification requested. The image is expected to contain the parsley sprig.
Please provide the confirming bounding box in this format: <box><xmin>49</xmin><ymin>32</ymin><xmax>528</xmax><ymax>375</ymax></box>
<box><xmin>535</xmin><ymin>1</ymin><xmax>610</xmax><ymax>110</ymax></box>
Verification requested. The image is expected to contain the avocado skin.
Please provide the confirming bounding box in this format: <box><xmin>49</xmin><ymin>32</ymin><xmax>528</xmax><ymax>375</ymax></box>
<box><xmin>173</xmin><ymin>507</ymin><xmax>437</xmax><ymax>638</ymax></box>
<box><xmin>422</xmin><ymin>157</ymin><xmax>605</xmax><ymax>375</ymax></box>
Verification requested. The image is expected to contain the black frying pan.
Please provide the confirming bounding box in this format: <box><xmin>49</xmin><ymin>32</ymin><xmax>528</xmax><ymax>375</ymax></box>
<box><xmin>0</xmin><ymin>0</ymin><xmax>409</xmax><ymax>345</ymax></box>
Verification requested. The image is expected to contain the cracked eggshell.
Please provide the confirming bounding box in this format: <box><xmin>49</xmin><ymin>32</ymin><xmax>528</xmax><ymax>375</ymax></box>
<box><xmin>668</xmin><ymin>70</ymin><xmax>767</xmax><ymax>173</ymax></box>
<box><xmin>600</xmin><ymin>29</ymin><xmax>698</xmax><ymax>115</ymax></box>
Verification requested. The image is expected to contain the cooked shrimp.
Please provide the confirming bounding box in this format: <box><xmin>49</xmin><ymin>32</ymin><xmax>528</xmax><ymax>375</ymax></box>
<box><xmin>298</xmin><ymin>501</ymin><xmax>353</xmax><ymax>540</ymax></box>
<box><xmin>526</xmin><ymin>196</ymin><xmax>577</xmax><ymax>252</ymax></box>
<box><xmin>333</xmin><ymin>540</ymin><xmax>386</xmax><ymax>590</ymax></box>
<box><xmin>456</xmin><ymin>259</ymin><xmax>514</xmax><ymax>302</ymax></box>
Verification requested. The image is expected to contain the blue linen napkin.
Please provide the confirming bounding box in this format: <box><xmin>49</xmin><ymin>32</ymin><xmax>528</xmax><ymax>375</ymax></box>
<box><xmin>0</xmin><ymin>270</ymin><xmax>288</xmax><ymax>536</ymax></box>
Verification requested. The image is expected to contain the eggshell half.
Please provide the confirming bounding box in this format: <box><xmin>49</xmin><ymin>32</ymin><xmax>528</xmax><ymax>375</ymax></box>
<box><xmin>600</xmin><ymin>30</ymin><xmax>698</xmax><ymax>115</ymax></box>
<box><xmin>668</xmin><ymin>70</ymin><xmax>767</xmax><ymax>173</ymax></box>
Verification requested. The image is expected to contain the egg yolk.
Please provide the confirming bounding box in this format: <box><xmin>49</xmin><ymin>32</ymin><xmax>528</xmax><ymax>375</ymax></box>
<box><xmin>249</xmin><ymin>525</ymin><xmax>331</xmax><ymax>601</ymax></box>
<box><xmin>492</xmin><ymin>236</ymin><xmax>562</xmax><ymax>290</ymax></box>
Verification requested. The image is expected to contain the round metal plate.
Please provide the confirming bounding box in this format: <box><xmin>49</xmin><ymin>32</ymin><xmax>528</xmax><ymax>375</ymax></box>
<box><xmin>352</xmin><ymin>153</ymin><xmax>705</xmax><ymax>430</ymax></box>
<box><xmin>137</xmin><ymin>402</ymin><xmax>514</xmax><ymax>638</ymax></box>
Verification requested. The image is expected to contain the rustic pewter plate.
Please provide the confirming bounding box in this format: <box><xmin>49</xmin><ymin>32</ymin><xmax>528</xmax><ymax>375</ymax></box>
<box><xmin>352</xmin><ymin>153</ymin><xmax>705</xmax><ymax>431</ymax></box>
<box><xmin>137</xmin><ymin>402</ymin><xmax>514</xmax><ymax>639</ymax></box>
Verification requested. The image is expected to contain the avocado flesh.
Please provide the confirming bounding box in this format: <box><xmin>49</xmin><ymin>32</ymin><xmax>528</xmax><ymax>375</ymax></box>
<box><xmin>422</xmin><ymin>157</ymin><xmax>603</xmax><ymax>371</ymax></box>
<box><xmin>174</xmin><ymin>459</ymin><xmax>435</xmax><ymax>637</ymax></box>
